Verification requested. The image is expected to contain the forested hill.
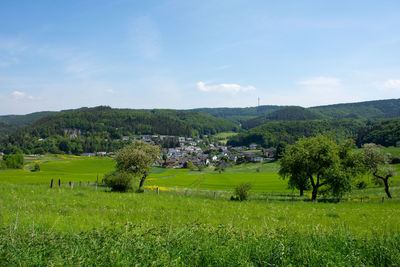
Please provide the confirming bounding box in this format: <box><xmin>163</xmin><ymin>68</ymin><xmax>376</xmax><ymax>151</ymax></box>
<box><xmin>0</xmin><ymin>106</ymin><xmax>239</xmax><ymax>154</ymax></box>
<box><xmin>187</xmin><ymin>98</ymin><xmax>400</xmax><ymax>124</ymax></box>
<box><xmin>310</xmin><ymin>98</ymin><xmax>400</xmax><ymax>119</ymax></box>
<box><xmin>0</xmin><ymin>111</ymin><xmax>56</xmax><ymax>127</ymax></box>
<box><xmin>189</xmin><ymin>105</ymin><xmax>282</xmax><ymax>123</ymax></box>
<box><xmin>242</xmin><ymin>106</ymin><xmax>326</xmax><ymax>129</ymax></box>
<box><xmin>227</xmin><ymin>119</ymin><xmax>368</xmax><ymax>148</ymax></box>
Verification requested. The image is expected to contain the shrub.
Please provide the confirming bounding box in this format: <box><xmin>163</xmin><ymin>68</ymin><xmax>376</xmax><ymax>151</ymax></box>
<box><xmin>104</xmin><ymin>171</ymin><xmax>133</xmax><ymax>192</ymax></box>
<box><xmin>356</xmin><ymin>181</ymin><xmax>368</xmax><ymax>189</ymax></box>
<box><xmin>232</xmin><ymin>182</ymin><xmax>252</xmax><ymax>201</ymax></box>
<box><xmin>0</xmin><ymin>160</ymin><xmax>7</xmax><ymax>170</ymax></box>
<box><xmin>4</xmin><ymin>153</ymin><xmax>24</xmax><ymax>169</ymax></box>
<box><xmin>31</xmin><ymin>163</ymin><xmax>40</xmax><ymax>172</ymax></box>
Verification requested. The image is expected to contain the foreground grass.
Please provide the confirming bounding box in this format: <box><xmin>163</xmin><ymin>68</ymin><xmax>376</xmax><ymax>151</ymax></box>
<box><xmin>1</xmin><ymin>184</ymin><xmax>400</xmax><ymax>265</ymax></box>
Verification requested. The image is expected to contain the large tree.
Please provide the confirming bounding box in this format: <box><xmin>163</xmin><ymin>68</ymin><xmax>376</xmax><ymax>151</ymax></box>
<box><xmin>361</xmin><ymin>143</ymin><xmax>395</xmax><ymax>198</ymax></box>
<box><xmin>115</xmin><ymin>141</ymin><xmax>160</xmax><ymax>191</ymax></box>
<box><xmin>279</xmin><ymin>136</ymin><xmax>361</xmax><ymax>200</ymax></box>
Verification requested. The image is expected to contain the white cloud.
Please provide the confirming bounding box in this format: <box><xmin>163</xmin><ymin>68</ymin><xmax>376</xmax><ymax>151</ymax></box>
<box><xmin>197</xmin><ymin>81</ymin><xmax>256</xmax><ymax>93</ymax></box>
<box><xmin>104</xmin><ymin>89</ymin><xmax>116</xmax><ymax>94</ymax></box>
<box><xmin>382</xmin><ymin>79</ymin><xmax>400</xmax><ymax>89</ymax></box>
<box><xmin>298</xmin><ymin>76</ymin><xmax>341</xmax><ymax>87</ymax></box>
<box><xmin>12</xmin><ymin>91</ymin><xmax>26</xmax><ymax>98</ymax></box>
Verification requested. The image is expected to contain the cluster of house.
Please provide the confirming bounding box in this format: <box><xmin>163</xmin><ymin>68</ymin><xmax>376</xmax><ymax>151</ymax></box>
<box><xmin>80</xmin><ymin>134</ymin><xmax>276</xmax><ymax>168</ymax></box>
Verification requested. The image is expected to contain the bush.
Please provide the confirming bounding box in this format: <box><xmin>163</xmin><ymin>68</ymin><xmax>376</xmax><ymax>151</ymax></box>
<box><xmin>232</xmin><ymin>182</ymin><xmax>252</xmax><ymax>201</ymax></box>
<box><xmin>0</xmin><ymin>160</ymin><xmax>7</xmax><ymax>170</ymax></box>
<box><xmin>31</xmin><ymin>163</ymin><xmax>40</xmax><ymax>172</ymax></box>
<box><xmin>104</xmin><ymin>171</ymin><xmax>134</xmax><ymax>192</ymax></box>
<box><xmin>356</xmin><ymin>181</ymin><xmax>368</xmax><ymax>189</ymax></box>
<box><xmin>3</xmin><ymin>153</ymin><xmax>24</xmax><ymax>169</ymax></box>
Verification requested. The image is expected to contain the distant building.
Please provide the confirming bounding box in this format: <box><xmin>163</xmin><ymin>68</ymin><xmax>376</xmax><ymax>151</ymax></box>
<box><xmin>122</xmin><ymin>136</ymin><xmax>130</xmax><ymax>141</ymax></box>
<box><xmin>249</xmin><ymin>144</ymin><xmax>258</xmax><ymax>150</ymax></box>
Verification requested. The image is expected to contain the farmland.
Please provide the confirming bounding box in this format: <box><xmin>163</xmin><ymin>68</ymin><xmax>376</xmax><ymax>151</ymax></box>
<box><xmin>1</xmin><ymin>155</ymin><xmax>400</xmax><ymax>265</ymax></box>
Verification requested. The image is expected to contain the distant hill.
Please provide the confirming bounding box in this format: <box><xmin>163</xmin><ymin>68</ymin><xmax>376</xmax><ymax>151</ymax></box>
<box><xmin>311</xmin><ymin>98</ymin><xmax>400</xmax><ymax>119</ymax></box>
<box><xmin>189</xmin><ymin>105</ymin><xmax>282</xmax><ymax>123</ymax></box>
<box><xmin>242</xmin><ymin>106</ymin><xmax>326</xmax><ymax>129</ymax></box>
<box><xmin>228</xmin><ymin>119</ymin><xmax>369</xmax><ymax>148</ymax></box>
<box><xmin>0</xmin><ymin>122</ymin><xmax>17</xmax><ymax>139</ymax></box>
<box><xmin>0</xmin><ymin>111</ymin><xmax>56</xmax><ymax>128</ymax></box>
<box><xmin>0</xmin><ymin>106</ymin><xmax>239</xmax><ymax>154</ymax></box>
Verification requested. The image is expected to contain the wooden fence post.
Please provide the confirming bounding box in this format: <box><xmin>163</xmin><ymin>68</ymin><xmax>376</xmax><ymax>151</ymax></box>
<box><xmin>58</xmin><ymin>179</ymin><xmax>61</xmax><ymax>187</ymax></box>
<box><xmin>361</xmin><ymin>197</ymin><xmax>363</xmax><ymax>203</ymax></box>
<box><xmin>214</xmin><ymin>192</ymin><xmax>216</xmax><ymax>199</ymax></box>
<box><xmin>95</xmin><ymin>183</ymin><xmax>97</xmax><ymax>191</ymax></box>
<box><xmin>50</xmin><ymin>178</ymin><xmax>54</xmax><ymax>188</ymax></box>
<box><xmin>79</xmin><ymin>181</ymin><xmax>82</xmax><ymax>186</ymax></box>
<box><xmin>157</xmin><ymin>187</ymin><xmax>159</xmax><ymax>195</ymax></box>
<box><xmin>382</xmin><ymin>197</ymin><xmax>385</xmax><ymax>203</ymax></box>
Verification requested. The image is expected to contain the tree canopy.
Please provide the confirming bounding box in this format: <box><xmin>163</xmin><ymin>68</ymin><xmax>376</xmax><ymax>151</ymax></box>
<box><xmin>279</xmin><ymin>136</ymin><xmax>362</xmax><ymax>200</ymax></box>
<box><xmin>115</xmin><ymin>141</ymin><xmax>160</xmax><ymax>191</ymax></box>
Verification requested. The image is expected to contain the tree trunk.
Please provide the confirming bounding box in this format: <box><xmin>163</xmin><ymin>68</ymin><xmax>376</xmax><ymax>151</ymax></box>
<box><xmin>299</xmin><ymin>188</ymin><xmax>304</xmax><ymax>196</ymax></box>
<box><xmin>383</xmin><ymin>179</ymin><xmax>392</xmax><ymax>199</ymax></box>
<box><xmin>311</xmin><ymin>186</ymin><xmax>318</xmax><ymax>201</ymax></box>
<box><xmin>138</xmin><ymin>175</ymin><xmax>146</xmax><ymax>189</ymax></box>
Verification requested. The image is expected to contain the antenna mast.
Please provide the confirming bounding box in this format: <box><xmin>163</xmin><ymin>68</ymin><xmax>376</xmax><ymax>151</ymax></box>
<box><xmin>258</xmin><ymin>97</ymin><xmax>260</xmax><ymax>107</ymax></box>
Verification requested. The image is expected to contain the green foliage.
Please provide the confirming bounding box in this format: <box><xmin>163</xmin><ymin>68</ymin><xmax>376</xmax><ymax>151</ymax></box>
<box><xmin>232</xmin><ymin>182</ymin><xmax>252</xmax><ymax>201</ymax></box>
<box><xmin>243</xmin><ymin>106</ymin><xmax>326</xmax><ymax>129</ymax></box>
<box><xmin>279</xmin><ymin>136</ymin><xmax>363</xmax><ymax>200</ymax></box>
<box><xmin>115</xmin><ymin>141</ymin><xmax>160</xmax><ymax>190</ymax></box>
<box><xmin>186</xmin><ymin>160</ymin><xmax>195</xmax><ymax>170</ymax></box>
<box><xmin>3</xmin><ymin>153</ymin><xmax>24</xmax><ymax>169</ymax></box>
<box><xmin>31</xmin><ymin>163</ymin><xmax>40</xmax><ymax>172</ymax></box>
<box><xmin>228</xmin><ymin>119</ymin><xmax>366</xmax><ymax>148</ymax></box>
<box><xmin>357</xmin><ymin>119</ymin><xmax>400</xmax><ymax>147</ymax></box>
<box><xmin>104</xmin><ymin>171</ymin><xmax>133</xmax><ymax>192</ymax></box>
<box><xmin>0</xmin><ymin>160</ymin><xmax>7</xmax><ymax>170</ymax></box>
<box><xmin>1</xmin><ymin>106</ymin><xmax>238</xmax><ymax>154</ymax></box>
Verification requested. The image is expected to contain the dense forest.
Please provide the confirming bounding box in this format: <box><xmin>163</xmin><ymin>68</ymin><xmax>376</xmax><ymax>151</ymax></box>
<box><xmin>228</xmin><ymin>119</ymin><xmax>371</xmax><ymax>148</ymax></box>
<box><xmin>242</xmin><ymin>106</ymin><xmax>326</xmax><ymax>129</ymax></box>
<box><xmin>356</xmin><ymin>119</ymin><xmax>400</xmax><ymax>147</ymax></box>
<box><xmin>0</xmin><ymin>106</ymin><xmax>238</xmax><ymax>154</ymax></box>
<box><xmin>1</xmin><ymin>98</ymin><xmax>400</xmax><ymax>154</ymax></box>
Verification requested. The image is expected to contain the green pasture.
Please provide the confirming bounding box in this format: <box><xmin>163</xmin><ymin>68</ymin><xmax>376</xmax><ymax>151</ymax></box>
<box><xmin>1</xmin><ymin>183</ymin><xmax>400</xmax><ymax>265</ymax></box>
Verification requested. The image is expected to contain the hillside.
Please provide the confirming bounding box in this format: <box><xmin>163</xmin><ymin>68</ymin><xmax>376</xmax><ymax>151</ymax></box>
<box><xmin>0</xmin><ymin>106</ymin><xmax>239</xmax><ymax>154</ymax></box>
<box><xmin>0</xmin><ymin>122</ymin><xmax>17</xmax><ymax>139</ymax></box>
<box><xmin>189</xmin><ymin>105</ymin><xmax>282</xmax><ymax>123</ymax></box>
<box><xmin>0</xmin><ymin>111</ymin><xmax>56</xmax><ymax>127</ymax></box>
<box><xmin>242</xmin><ymin>106</ymin><xmax>326</xmax><ymax>129</ymax></box>
<box><xmin>228</xmin><ymin>119</ymin><xmax>369</xmax><ymax>148</ymax></box>
<box><xmin>311</xmin><ymin>98</ymin><xmax>400</xmax><ymax>119</ymax></box>
<box><xmin>356</xmin><ymin>119</ymin><xmax>400</xmax><ymax>147</ymax></box>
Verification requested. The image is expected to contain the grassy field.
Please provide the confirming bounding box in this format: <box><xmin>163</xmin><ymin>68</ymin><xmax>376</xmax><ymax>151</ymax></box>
<box><xmin>1</xmin><ymin>153</ymin><xmax>400</xmax><ymax>265</ymax></box>
<box><xmin>1</xmin><ymin>183</ymin><xmax>400</xmax><ymax>265</ymax></box>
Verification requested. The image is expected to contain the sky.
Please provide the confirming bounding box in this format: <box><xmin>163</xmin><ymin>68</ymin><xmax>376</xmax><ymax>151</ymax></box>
<box><xmin>1</xmin><ymin>0</ymin><xmax>400</xmax><ymax>115</ymax></box>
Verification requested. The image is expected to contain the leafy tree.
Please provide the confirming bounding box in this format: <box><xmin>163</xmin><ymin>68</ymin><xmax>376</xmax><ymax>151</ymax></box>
<box><xmin>279</xmin><ymin>136</ymin><xmax>362</xmax><ymax>201</ymax></box>
<box><xmin>197</xmin><ymin>164</ymin><xmax>205</xmax><ymax>171</ymax></box>
<box><xmin>186</xmin><ymin>160</ymin><xmax>195</xmax><ymax>170</ymax></box>
<box><xmin>115</xmin><ymin>141</ymin><xmax>160</xmax><ymax>191</ymax></box>
<box><xmin>275</xmin><ymin>142</ymin><xmax>287</xmax><ymax>159</ymax></box>
<box><xmin>361</xmin><ymin>143</ymin><xmax>396</xmax><ymax>198</ymax></box>
<box><xmin>3</xmin><ymin>153</ymin><xmax>24</xmax><ymax>169</ymax></box>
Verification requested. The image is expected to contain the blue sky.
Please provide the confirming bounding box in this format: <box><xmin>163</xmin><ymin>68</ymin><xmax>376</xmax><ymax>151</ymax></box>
<box><xmin>1</xmin><ymin>0</ymin><xmax>400</xmax><ymax>114</ymax></box>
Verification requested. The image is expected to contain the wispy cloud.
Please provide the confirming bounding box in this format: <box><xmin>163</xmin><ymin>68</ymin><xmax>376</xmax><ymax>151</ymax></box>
<box><xmin>381</xmin><ymin>79</ymin><xmax>400</xmax><ymax>89</ymax></box>
<box><xmin>104</xmin><ymin>89</ymin><xmax>116</xmax><ymax>94</ymax></box>
<box><xmin>197</xmin><ymin>81</ymin><xmax>256</xmax><ymax>93</ymax></box>
<box><xmin>130</xmin><ymin>16</ymin><xmax>161</xmax><ymax>60</ymax></box>
<box><xmin>11</xmin><ymin>90</ymin><xmax>35</xmax><ymax>100</ymax></box>
<box><xmin>12</xmin><ymin>91</ymin><xmax>26</xmax><ymax>98</ymax></box>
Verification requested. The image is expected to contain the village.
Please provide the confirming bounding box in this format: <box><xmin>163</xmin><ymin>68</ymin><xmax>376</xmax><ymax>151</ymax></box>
<box><xmin>81</xmin><ymin>134</ymin><xmax>276</xmax><ymax>169</ymax></box>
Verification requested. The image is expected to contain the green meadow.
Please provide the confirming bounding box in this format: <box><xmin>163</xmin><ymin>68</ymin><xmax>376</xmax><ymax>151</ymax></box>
<box><xmin>1</xmin><ymin>154</ymin><xmax>400</xmax><ymax>265</ymax></box>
